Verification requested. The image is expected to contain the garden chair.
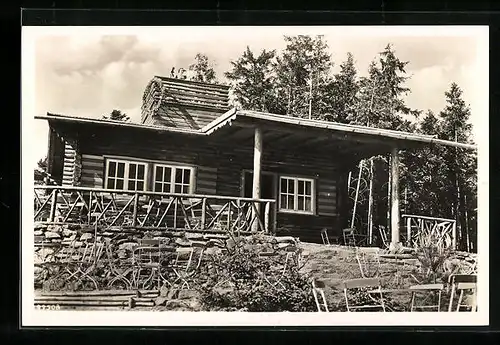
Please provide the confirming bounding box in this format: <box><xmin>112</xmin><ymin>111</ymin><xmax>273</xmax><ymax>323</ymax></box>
<box><xmin>170</xmin><ymin>241</ymin><xmax>207</xmax><ymax>289</ymax></box>
<box><xmin>343</xmin><ymin>228</ymin><xmax>367</xmax><ymax>248</ymax></box>
<box><xmin>170</xmin><ymin>247</ymin><xmax>198</xmax><ymax>290</ymax></box>
<box><xmin>61</xmin><ymin>240</ymin><xmax>105</xmax><ymax>291</ymax></box>
<box><xmin>132</xmin><ymin>238</ymin><xmax>175</xmax><ymax>290</ymax></box>
<box><xmin>257</xmin><ymin>251</ymin><xmax>287</xmax><ymax>290</ymax></box>
<box><xmin>342</xmin><ymin>278</ymin><xmax>386</xmax><ymax>312</ymax></box>
<box><xmin>448</xmin><ymin>274</ymin><xmax>477</xmax><ymax>312</ymax></box>
<box><xmin>321</xmin><ymin>228</ymin><xmax>330</xmax><ymax>246</ymax></box>
<box><xmin>355</xmin><ymin>247</ymin><xmax>381</xmax><ymax>278</ymax></box>
<box><xmin>409</xmin><ymin>283</ymin><xmax>444</xmax><ymax>312</ymax></box>
<box><xmin>378</xmin><ymin>225</ymin><xmax>390</xmax><ymax>250</ymax></box>
<box><xmin>312</xmin><ymin>279</ymin><xmax>329</xmax><ymax>312</ymax></box>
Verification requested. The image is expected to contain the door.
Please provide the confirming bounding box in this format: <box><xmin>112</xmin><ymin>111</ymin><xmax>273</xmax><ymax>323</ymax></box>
<box><xmin>242</xmin><ymin>171</ymin><xmax>276</xmax><ymax>231</ymax></box>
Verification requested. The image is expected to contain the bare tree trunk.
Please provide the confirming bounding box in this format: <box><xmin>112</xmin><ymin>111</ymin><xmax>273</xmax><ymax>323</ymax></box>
<box><xmin>387</xmin><ymin>155</ymin><xmax>392</xmax><ymax>231</ymax></box>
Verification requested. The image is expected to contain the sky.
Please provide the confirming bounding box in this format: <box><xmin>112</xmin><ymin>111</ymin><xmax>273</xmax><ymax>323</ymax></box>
<box><xmin>23</xmin><ymin>26</ymin><xmax>489</xmax><ymax>170</ymax></box>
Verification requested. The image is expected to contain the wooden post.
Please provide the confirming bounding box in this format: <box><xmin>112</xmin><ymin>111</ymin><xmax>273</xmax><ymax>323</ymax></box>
<box><xmin>452</xmin><ymin>221</ymin><xmax>457</xmax><ymax>250</ymax></box>
<box><xmin>201</xmin><ymin>198</ymin><xmax>206</xmax><ymax>230</ymax></box>
<box><xmin>132</xmin><ymin>193</ymin><xmax>139</xmax><ymax>227</ymax></box>
<box><xmin>264</xmin><ymin>201</ymin><xmax>270</xmax><ymax>233</ymax></box>
<box><xmin>49</xmin><ymin>189</ymin><xmax>57</xmax><ymax>222</ymax></box>
<box><xmin>390</xmin><ymin>147</ymin><xmax>401</xmax><ymax>247</ymax></box>
<box><xmin>351</xmin><ymin>161</ymin><xmax>364</xmax><ymax>228</ymax></box>
<box><xmin>252</xmin><ymin>127</ymin><xmax>263</xmax><ymax>232</ymax></box>
<box><xmin>367</xmin><ymin>158</ymin><xmax>374</xmax><ymax>245</ymax></box>
<box><xmin>406</xmin><ymin>216</ymin><xmax>412</xmax><ymax>247</ymax></box>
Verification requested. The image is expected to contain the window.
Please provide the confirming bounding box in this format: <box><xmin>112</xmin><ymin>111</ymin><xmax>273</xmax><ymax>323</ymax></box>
<box><xmin>105</xmin><ymin>159</ymin><xmax>147</xmax><ymax>191</ymax></box>
<box><xmin>153</xmin><ymin>164</ymin><xmax>193</xmax><ymax>194</ymax></box>
<box><xmin>279</xmin><ymin>176</ymin><xmax>315</xmax><ymax>214</ymax></box>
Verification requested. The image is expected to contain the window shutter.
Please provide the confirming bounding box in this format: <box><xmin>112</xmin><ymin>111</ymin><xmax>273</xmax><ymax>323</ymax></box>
<box><xmin>317</xmin><ymin>178</ymin><xmax>337</xmax><ymax>216</ymax></box>
<box><xmin>195</xmin><ymin>166</ymin><xmax>217</xmax><ymax>195</ymax></box>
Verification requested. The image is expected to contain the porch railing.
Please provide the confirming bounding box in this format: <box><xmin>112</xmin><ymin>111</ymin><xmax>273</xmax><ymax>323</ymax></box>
<box><xmin>34</xmin><ymin>186</ymin><xmax>276</xmax><ymax>234</ymax></box>
<box><xmin>402</xmin><ymin>214</ymin><xmax>457</xmax><ymax>250</ymax></box>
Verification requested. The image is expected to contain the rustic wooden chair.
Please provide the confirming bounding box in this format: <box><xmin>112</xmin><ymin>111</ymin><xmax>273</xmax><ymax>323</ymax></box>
<box><xmin>409</xmin><ymin>283</ymin><xmax>444</xmax><ymax>312</ymax></box>
<box><xmin>342</xmin><ymin>278</ymin><xmax>386</xmax><ymax>312</ymax></box>
<box><xmin>312</xmin><ymin>279</ymin><xmax>329</xmax><ymax>312</ymax></box>
<box><xmin>448</xmin><ymin>274</ymin><xmax>477</xmax><ymax>312</ymax></box>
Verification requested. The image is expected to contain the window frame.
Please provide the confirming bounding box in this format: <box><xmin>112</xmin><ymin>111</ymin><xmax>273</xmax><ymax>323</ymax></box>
<box><xmin>152</xmin><ymin>163</ymin><xmax>195</xmax><ymax>195</ymax></box>
<box><xmin>278</xmin><ymin>175</ymin><xmax>316</xmax><ymax>215</ymax></box>
<box><xmin>104</xmin><ymin>158</ymin><xmax>149</xmax><ymax>192</ymax></box>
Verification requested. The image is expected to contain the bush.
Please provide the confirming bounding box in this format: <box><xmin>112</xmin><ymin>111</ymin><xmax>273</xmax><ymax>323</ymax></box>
<box><xmin>193</xmin><ymin>234</ymin><xmax>317</xmax><ymax>312</ymax></box>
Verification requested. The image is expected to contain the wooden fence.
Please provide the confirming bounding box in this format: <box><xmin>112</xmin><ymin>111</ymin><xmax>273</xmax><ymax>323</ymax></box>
<box><xmin>34</xmin><ymin>186</ymin><xmax>276</xmax><ymax>234</ymax></box>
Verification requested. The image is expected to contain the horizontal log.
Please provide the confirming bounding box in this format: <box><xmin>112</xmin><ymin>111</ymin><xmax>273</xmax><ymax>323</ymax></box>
<box><xmin>37</xmin><ymin>289</ymin><xmax>160</xmax><ymax>297</ymax></box>
<box><xmin>82</xmin><ymin>154</ymin><xmax>104</xmax><ymax>160</ymax></box>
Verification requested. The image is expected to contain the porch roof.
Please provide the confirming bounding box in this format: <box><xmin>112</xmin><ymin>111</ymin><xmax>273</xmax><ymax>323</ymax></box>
<box><xmin>202</xmin><ymin>109</ymin><xmax>477</xmax><ymax>151</ymax></box>
<box><xmin>37</xmin><ymin>109</ymin><xmax>477</xmax><ymax>155</ymax></box>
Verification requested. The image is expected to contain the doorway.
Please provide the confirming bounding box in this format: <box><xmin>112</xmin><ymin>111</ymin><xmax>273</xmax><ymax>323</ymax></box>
<box><xmin>242</xmin><ymin>170</ymin><xmax>277</xmax><ymax>231</ymax></box>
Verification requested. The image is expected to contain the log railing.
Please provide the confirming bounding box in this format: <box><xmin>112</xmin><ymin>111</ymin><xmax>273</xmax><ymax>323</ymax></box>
<box><xmin>402</xmin><ymin>214</ymin><xmax>457</xmax><ymax>250</ymax></box>
<box><xmin>34</xmin><ymin>186</ymin><xmax>276</xmax><ymax>234</ymax></box>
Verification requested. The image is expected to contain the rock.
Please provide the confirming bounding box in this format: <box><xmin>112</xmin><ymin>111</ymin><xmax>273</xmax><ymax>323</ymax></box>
<box><xmin>34</xmin><ymin>230</ymin><xmax>44</xmax><ymax>236</ymax></box>
<box><xmin>165</xmin><ymin>300</ymin><xmax>188</xmax><ymax>310</ymax></box>
<box><xmin>67</xmin><ymin>224</ymin><xmax>81</xmax><ymax>230</ymax></box>
<box><xmin>51</xmin><ymin>238</ymin><xmax>62</xmax><ymax>243</ymax></box>
<box><xmin>80</xmin><ymin>226</ymin><xmax>95</xmax><ymax>233</ymax></box>
<box><xmin>80</xmin><ymin>233</ymin><xmax>93</xmax><ymax>241</ymax></box>
<box><xmin>186</xmin><ymin>233</ymin><xmax>204</xmax><ymax>240</ymax></box>
<box><xmin>178</xmin><ymin>289</ymin><xmax>199</xmax><ymax>300</ymax></box>
<box><xmin>34</xmin><ymin>223</ymin><xmax>47</xmax><ymax>230</ymax></box>
<box><xmin>118</xmin><ymin>242</ymin><xmax>138</xmax><ymax>251</ymax></box>
<box><xmin>275</xmin><ymin>236</ymin><xmax>298</xmax><ymax>244</ymax></box>
<box><xmin>47</xmin><ymin>225</ymin><xmax>61</xmax><ymax>233</ymax></box>
<box><xmin>154</xmin><ymin>296</ymin><xmax>168</xmax><ymax>306</ymax></box>
<box><xmin>153</xmin><ymin>236</ymin><xmax>171</xmax><ymax>244</ymax></box>
<box><xmin>277</xmin><ymin>242</ymin><xmax>293</xmax><ymax>249</ymax></box>
<box><xmin>67</xmin><ymin>234</ymin><xmax>77</xmax><ymax>242</ymax></box>
<box><xmin>117</xmin><ymin>250</ymin><xmax>128</xmax><ymax>259</ymax></box>
<box><xmin>175</xmin><ymin>238</ymin><xmax>192</xmax><ymax>247</ymax></box>
<box><xmin>73</xmin><ymin>241</ymin><xmax>83</xmax><ymax>248</ymax></box>
<box><xmin>45</xmin><ymin>231</ymin><xmax>60</xmax><ymax>239</ymax></box>
<box><xmin>62</xmin><ymin>228</ymin><xmax>76</xmax><ymax>237</ymax></box>
<box><xmin>38</xmin><ymin>248</ymin><xmax>54</xmax><ymax>259</ymax></box>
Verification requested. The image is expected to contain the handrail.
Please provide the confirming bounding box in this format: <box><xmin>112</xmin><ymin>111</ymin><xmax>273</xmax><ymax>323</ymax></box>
<box><xmin>34</xmin><ymin>185</ymin><xmax>276</xmax><ymax>204</ymax></box>
<box><xmin>34</xmin><ymin>185</ymin><xmax>276</xmax><ymax>233</ymax></box>
<box><xmin>402</xmin><ymin>214</ymin><xmax>455</xmax><ymax>223</ymax></box>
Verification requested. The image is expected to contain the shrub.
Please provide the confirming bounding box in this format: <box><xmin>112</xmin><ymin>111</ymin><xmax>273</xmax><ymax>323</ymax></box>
<box><xmin>193</xmin><ymin>233</ymin><xmax>317</xmax><ymax>312</ymax></box>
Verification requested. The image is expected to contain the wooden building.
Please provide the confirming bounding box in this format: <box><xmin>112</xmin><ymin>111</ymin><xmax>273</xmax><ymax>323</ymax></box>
<box><xmin>36</xmin><ymin>76</ymin><xmax>476</xmax><ymax>245</ymax></box>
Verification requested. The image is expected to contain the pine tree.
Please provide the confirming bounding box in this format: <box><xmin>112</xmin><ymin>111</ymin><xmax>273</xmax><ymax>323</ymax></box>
<box><xmin>188</xmin><ymin>53</ymin><xmax>217</xmax><ymax>83</ymax></box>
<box><xmin>350</xmin><ymin>44</ymin><xmax>420</xmax><ymax>129</ymax></box>
<box><xmin>438</xmin><ymin>83</ymin><xmax>476</xmax><ymax>251</ymax></box>
<box><xmin>329</xmin><ymin>52</ymin><xmax>359</xmax><ymax>123</ymax></box>
<box><xmin>224</xmin><ymin>47</ymin><xmax>277</xmax><ymax>112</ymax></box>
<box><xmin>274</xmin><ymin>35</ymin><xmax>333</xmax><ymax>118</ymax></box>
<box><xmin>103</xmin><ymin>109</ymin><xmax>130</xmax><ymax>122</ymax></box>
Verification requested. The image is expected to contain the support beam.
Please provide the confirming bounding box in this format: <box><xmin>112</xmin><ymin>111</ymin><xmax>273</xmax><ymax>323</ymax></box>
<box><xmin>390</xmin><ymin>147</ymin><xmax>401</xmax><ymax>248</ymax></box>
<box><xmin>252</xmin><ymin>127</ymin><xmax>263</xmax><ymax>232</ymax></box>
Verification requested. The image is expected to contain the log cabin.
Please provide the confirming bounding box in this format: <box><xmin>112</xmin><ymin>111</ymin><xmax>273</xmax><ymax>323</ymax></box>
<box><xmin>35</xmin><ymin>76</ymin><xmax>477</xmax><ymax>246</ymax></box>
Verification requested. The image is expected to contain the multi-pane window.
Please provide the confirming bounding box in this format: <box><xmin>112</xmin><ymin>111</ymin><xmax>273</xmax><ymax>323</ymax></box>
<box><xmin>105</xmin><ymin>160</ymin><xmax>147</xmax><ymax>191</ymax></box>
<box><xmin>153</xmin><ymin>164</ymin><xmax>193</xmax><ymax>194</ymax></box>
<box><xmin>279</xmin><ymin>176</ymin><xmax>315</xmax><ymax>214</ymax></box>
